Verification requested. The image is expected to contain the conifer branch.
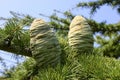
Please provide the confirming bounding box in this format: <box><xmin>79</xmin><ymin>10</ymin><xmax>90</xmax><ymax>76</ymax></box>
<box><xmin>77</xmin><ymin>0</ymin><xmax>120</xmax><ymax>14</ymax></box>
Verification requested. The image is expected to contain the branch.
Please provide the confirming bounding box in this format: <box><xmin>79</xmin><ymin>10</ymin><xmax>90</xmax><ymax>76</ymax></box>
<box><xmin>77</xmin><ymin>0</ymin><xmax>120</xmax><ymax>14</ymax></box>
<box><xmin>87</xmin><ymin>19</ymin><xmax>120</xmax><ymax>34</ymax></box>
<box><xmin>0</xmin><ymin>38</ymin><xmax>32</xmax><ymax>57</ymax></box>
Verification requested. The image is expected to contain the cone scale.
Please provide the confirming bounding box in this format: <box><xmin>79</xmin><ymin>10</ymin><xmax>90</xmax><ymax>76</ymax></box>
<box><xmin>68</xmin><ymin>16</ymin><xmax>93</xmax><ymax>54</ymax></box>
<box><xmin>30</xmin><ymin>19</ymin><xmax>61</xmax><ymax>68</ymax></box>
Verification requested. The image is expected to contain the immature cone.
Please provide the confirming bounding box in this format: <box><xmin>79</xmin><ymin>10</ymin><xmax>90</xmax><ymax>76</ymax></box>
<box><xmin>30</xmin><ymin>19</ymin><xmax>61</xmax><ymax>68</ymax></box>
<box><xmin>68</xmin><ymin>16</ymin><xmax>93</xmax><ymax>53</ymax></box>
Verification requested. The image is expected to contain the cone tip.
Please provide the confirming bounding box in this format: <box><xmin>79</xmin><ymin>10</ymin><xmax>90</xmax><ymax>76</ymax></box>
<box><xmin>30</xmin><ymin>19</ymin><xmax>46</xmax><ymax>30</ymax></box>
<box><xmin>32</xmin><ymin>19</ymin><xmax>45</xmax><ymax>23</ymax></box>
<box><xmin>73</xmin><ymin>15</ymin><xmax>85</xmax><ymax>21</ymax></box>
<box><xmin>69</xmin><ymin>15</ymin><xmax>86</xmax><ymax>28</ymax></box>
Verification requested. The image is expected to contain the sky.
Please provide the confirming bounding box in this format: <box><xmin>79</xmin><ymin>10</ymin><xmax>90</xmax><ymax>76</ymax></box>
<box><xmin>0</xmin><ymin>0</ymin><xmax>119</xmax><ymax>23</ymax></box>
<box><xmin>0</xmin><ymin>0</ymin><xmax>120</xmax><ymax>76</ymax></box>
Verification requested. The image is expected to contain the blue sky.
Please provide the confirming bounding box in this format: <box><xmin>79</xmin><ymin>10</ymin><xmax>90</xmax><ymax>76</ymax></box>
<box><xmin>0</xmin><ymin>0</ymin><xmax>120</xmax><ymax>75</ymax></box>
<box><xmin>0</xmin><ymin>0</ymin><xmax>119</xmax><ymax>23</ymax></box>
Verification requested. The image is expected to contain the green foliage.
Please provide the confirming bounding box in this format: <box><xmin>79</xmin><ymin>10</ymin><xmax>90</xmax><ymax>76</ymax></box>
<box><xmin>45</xmin><ymin>10</ymin><xmax>74</xmax><ymax>38</ymax></box>
<box><xmin>87</xmin><ymin>19</ymin><xmax>120</xmax><ymax>34</ymax></box>
<box><xmin>0</xmin><ymin>28</ymin><xmax>8</xmax><ymax>45</ymax></box>
<box><xmin>3</xmin><ymin>58</ymin><xmax>36</xmax><ymax>80</ymax></box>
<box><xmin>77</xmin><ymin>0</ymin><xmax>120</xmax><ymax>14</ymax></box>
<box><xmin>77</xmin><ymin>54</ymin><xmax>120</xmax><ymax>80</ymax></box>
<box><xmin>34</xmin><ymin>65</ymin><xmax>68</xmax><ymax>80</ymax></box>
<box><xmin>0</xmin><ymin>12</ymin><xmax>33</xmax><ymax>57</ymax></box>
<box><xmin>87</xmin><ymin>14</ymin><xmax>120</xmax><ymax>58</ymax></box>
<box><xmin>95</xmin><ymin>33</ymin><xmax>120</xmax><ymax>58</ymax></box>
<box><xmin>0</xmin><ymin>0</ymin><xmax>120</xmax><ymax>80</ymax></box>
<box><xmin>3</xmin><ymin>54</ymin><xmax>120</xmax><ymax>80</ymax></box>
<box><xmin>56</xmin><ymin>35</ymin><xmax>69</xmax><ymax>64</ymax></box>
<box><xmin>4</xmin><ymin>19</ymin><xmax>30</xmax><ymax>51</ymax></box>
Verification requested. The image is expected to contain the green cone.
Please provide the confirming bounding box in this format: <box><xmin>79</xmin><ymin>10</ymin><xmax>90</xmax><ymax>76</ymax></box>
<box><xmin>68</xmin><ymin>16</ymin><xmax>93</xmax><ymax>53</ymax></box>
<box><xmin>30</xmin><ymin>19</ymin><xmax>61</xmax><ymax>68</ymax></box>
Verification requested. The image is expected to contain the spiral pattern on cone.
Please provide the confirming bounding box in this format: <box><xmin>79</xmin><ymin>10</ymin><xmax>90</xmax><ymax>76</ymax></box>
<box><xmin>30</xmin><ymin>19</ymin><xmax>61</xmax><ymax>68</ymax></box>
<box><xmin>68</xmin><ymin>16</ymin><xmax>93</xmax><ymax>53</ymax></box>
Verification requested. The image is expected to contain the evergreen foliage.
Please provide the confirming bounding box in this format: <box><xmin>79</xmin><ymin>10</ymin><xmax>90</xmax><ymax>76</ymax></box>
<box><xmin>77</xmin><ymin>0</ymin><xmax>120</xmax><ymax>14</ymax></box>
<box><xmin>2</xmin><ymin>54</ymin><xmax>120</xmax><ymax>80</ymax></box>
<box><xmin>0</xmin><ymin>12</ymin><xmax>34</xmax><ymax>57</ymax></box>
<box><xmin>0</xmin><ymin>0</ymin><xmax>120</xmax><ymax>80</ymax></box>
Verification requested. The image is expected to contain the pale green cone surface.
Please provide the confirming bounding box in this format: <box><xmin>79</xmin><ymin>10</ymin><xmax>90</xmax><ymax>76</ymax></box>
<box><xmin>30</xmin><ymin>19</ymin><xmax>61</xmax><ymax>68</ymax></box>
<box><xmin>68</xmin><ymin>16</ymin><xmax>93</xmax><ymax>53</ymax></box>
